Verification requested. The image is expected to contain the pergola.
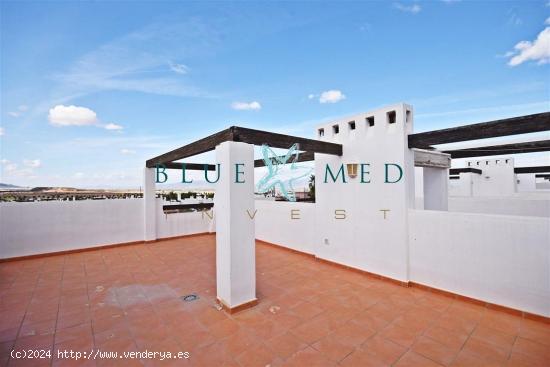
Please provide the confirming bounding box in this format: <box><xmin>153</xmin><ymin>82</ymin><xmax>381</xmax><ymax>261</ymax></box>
<box><xmin>144</xmin><ymin>109</ymin><xmax>550</xmax><ymax>312</ymax></box>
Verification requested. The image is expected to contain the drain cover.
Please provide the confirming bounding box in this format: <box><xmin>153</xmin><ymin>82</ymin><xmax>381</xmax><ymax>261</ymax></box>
<box><xmin>181</xmin><ymin>294</ymin><xmax>199</xmax><ymax>302</ymax></box>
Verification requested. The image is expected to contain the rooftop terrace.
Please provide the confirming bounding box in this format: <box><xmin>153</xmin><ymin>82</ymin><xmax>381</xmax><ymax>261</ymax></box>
<box><xmin>1</xmin><ymin>234</ymin><xmax>548</xmax><ymax>367</ymax></box>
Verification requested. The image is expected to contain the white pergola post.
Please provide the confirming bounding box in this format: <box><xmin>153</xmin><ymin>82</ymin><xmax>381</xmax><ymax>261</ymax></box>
<box><xmin>215</xmin><ymin>141</ymin><xmax>257</xmax><ymax>311</ymax></box>
<box><xmin>423</xmin><ymin>167</ymin><xmax>448</xmax><ymax>211</ymax></box>
<box><xmin>143</xmin><ymin>167</ymin><xmax>157</xmax><ymax>241</ymax></box>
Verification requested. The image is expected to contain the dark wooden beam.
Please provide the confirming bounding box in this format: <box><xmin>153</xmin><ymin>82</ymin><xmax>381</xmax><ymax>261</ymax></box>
<box><xmin>514</xmin><ymin>166</ymin><xmax>550</xmax><ymax>174</ymax></box>
<box><xmin>146</xmin><ymin>128</ymin><xmax>234</xmax><ymax>167</ymax></box>
<box><xmin>408</xmin><ymin>112</ymin><xmax>550</xmax><ymax>149</ymax></box>
<box><xmin>535</xmin><ymin>174</ymin><xmax>550</xmax><ymax>179</ymax></box>
<box><xmin>442</xmin><ymin>140</ymin><xmax>550</xmax><ymax>158</ymax></box>
<box><xmin>254</xmin><ymin>151</ymin><xmax>315</xmax><ymax>167</ymax></box>
<box><xmin>147</xmin><ymin>125</ymin><xmax>342</xmax><ymax>168</ymax></box>
<box><xmin>162</xmin><ymin>162</ymin><xmax>217</xmax><ymax>170</ymax></box>
<box><xmin>232</xmin><ymin>126</ymin><xmax>342</xmax><ymax>156</ymax></box>
<box><xmin>449</xmin><ymin>167</ymin><xmax>482</xmax><ymax>175</ymax></box>
<box><xmin>163</xmin><ymin>203</ymin><xmax>214</xmax><ymax>211</ymax></box>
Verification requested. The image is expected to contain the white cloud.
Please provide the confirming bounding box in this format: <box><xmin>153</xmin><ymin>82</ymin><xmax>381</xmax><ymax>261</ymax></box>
<box><xmin>104</xmin><ymin>123</ymin><xmax>124</xmax><ymax>131</ymax></box>
<box><xmin>0</xmin><ymin>127</ymin><xmax>4</xmax><ymax>136</ymax></box>
<box><xmin>231</xmin><ymin>101</ymin><xmax>262</xmax><ymax>110</ymax></box>
<box><xmin>307</xmin><ymin>94</ymin><xmax>315</xmax><ymax>99</ymax></box>
<box><xmin>120</xmin><ymin>149</ymin><xmax>136</xmax><ymax>155</ymax></box>
<box><xmin>48</xmin><ymin>104</ymin><xmax>124</xmax><ymax>131</ymax></box>
<box><xmin>393</xmin><ymin>3</ymin><xmax>421</xmax><ymax>14</ymax></box>
<box><xmin>319</xmin><ymin>90</ymin><xmax>346</xmax><ymax>104</ymax></box>
<box><xmin>48</xmin><ymin>105</ymin><xmax>98</xmax><ymax>126</ymax></box>
<box><xmin>170</xmin><ymin>62</ymin><xmax>189</xmax><ymax>74</ymax></box>
<box><xmin>23</xmin><ymin>159</ymin><xmax>41</xmax><ymax>168</ymax></box>
<box><xmin>8</xmin><ymin>105</ymin><xmax>28</xmax><ymax>118</ymax></box>
<box><xmin>1</xmin><ymin>159</ymin><xmax>38</xmax><ymax>178</ymax></box>
<box><xmin>545</xmin><ymin>17</ymin><xmax>550</xmax><ymax>25</ymax></box>
<box><xmin>507</xmin><ymin>27</ymin><xmax>550</xmax><ymax>66</ymax></box>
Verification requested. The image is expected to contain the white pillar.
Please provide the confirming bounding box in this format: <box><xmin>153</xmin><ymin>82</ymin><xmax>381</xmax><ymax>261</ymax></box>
<box><xmin>215</xmin><ymin>141</ymin><xmax>256</xmax><ymax>310</ymax></box>
<box><xmin>143</xmin><ymin>167</ymin><xmax>157</xmax><ymax>241</ymax></box>
<box><xmin>423</xmin><ymin>167</ymin><xmax>448</xmax><ymax>211</ymax></box>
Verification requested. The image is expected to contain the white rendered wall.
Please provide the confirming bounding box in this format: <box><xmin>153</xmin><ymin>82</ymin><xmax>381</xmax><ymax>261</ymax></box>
<box><xmin>448</xmin><ymin>196</ymin><xmax>550</xmax><ymax>218</ymax></box>
<box><xmin>156</xmin><ymin>202</ymin><xmax>215</xmax><ymax>238</ymax></box>
<box><xmin>0</xmin><ymin>199</ymin><xmax>217</xmax><ymax>259</ymax></box>
<box><xmin>314</xmin><ymin>103</ymin><xmax>415</xmax><ymax>282</ymax></box>
<box><xmin>0</xmin><ymin>199</ymin><xmax>144</xmax><ymax>259</ymax></box>
<box><xmin>423</xmin><ymin>167</ymin><xmax>448</xmax><ymax>211</ymax></box>
<box><xmin>468</xmin><ymin>158</ymin><xmax>517</xmax><ymax>197</ymax></box>
<box><xmin>215</xmin><ymin>141</ymin><xmax>256</xmax><ymax>308</ymax></box>
<box><xmin>409</xmin><ymin>209</ymin><xmax>550</xmax><ymax>317</ymax></box>
<box><xmin>255</xmin><ymin>200</ymin><xmax>315</xmax><ymax>254</ymax></box>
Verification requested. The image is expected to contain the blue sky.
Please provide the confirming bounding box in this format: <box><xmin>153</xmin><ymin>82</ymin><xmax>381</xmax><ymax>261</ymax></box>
<box><xmin>1</xmin><ymin>1</ymin><xmax>549</xmax><ymax>188</ymax></box>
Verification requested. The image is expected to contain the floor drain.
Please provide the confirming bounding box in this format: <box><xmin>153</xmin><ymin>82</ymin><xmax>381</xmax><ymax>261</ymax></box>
<box><xmin>181</xmin><ymin>294</ymin><xmax>199</xmax><ymax>302</ymax></box>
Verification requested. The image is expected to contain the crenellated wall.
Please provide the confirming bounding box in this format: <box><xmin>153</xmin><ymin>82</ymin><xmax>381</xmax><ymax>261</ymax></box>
<box><xmin>314</xmin><ymin>103</ymin><xmax>415</xmax><ymax>282</ymax></box>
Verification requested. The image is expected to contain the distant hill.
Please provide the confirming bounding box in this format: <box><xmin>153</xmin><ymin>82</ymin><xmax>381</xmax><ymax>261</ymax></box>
<box><xmin>29</xmin><ymin>187</ymin><xmax>87</xmax><ymax>192</ymax></box>
<box><xmin>0</xmin><ymin>183</ymin><xmax>23</xmax><ymax>189</ymax></box>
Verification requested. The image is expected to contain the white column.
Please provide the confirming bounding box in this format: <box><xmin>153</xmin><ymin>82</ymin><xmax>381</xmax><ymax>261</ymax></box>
<box><xmin>143</xmin><ymin>167</ymin><xmax>157</xmax><ymax>241</ymax></box>
<box><xmin>215</xmin><ymin>141</ymin><xmax>256</xmax><ymax>309</ymax></box>
<box><xmin>423</xmin><ymin>167</ymin><xmax>448</xmax><ymax>211</ymax></box>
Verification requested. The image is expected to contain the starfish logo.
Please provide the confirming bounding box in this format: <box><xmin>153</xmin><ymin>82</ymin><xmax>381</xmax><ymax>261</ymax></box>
<box><xmin>256</xmin><ymin>143</ymin><xmax>314</xmax><ymax>202</ymax></box>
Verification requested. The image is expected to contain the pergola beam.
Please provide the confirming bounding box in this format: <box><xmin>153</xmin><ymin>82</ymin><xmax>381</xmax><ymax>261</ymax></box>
<box><xmin>514</xmin><ymin>166</ymin><xmax>550</xmax><ymax>174</ymax></box>
<box><xmin>146</xmin><ymin>126</ymin><xmax>342</xmax><ymax>168</ymax></box>
<box><xmin>449</xmin><ymin>167</ymin><xmax>482</xmax><ymax>175</ymax></box>
<box><xmin>442</xmin><ymin>139</ymin><xmax>550</xmax><ymax>159</ymax></box>
<box><xmin>254</xmin><ymin>151</ymin><xmax>315</xmax><ymax>167</ymax></box>
<box><xmin>408</xmin><ymin>112</ymin><xmax>550</xmax><ymax>149</ymax></box>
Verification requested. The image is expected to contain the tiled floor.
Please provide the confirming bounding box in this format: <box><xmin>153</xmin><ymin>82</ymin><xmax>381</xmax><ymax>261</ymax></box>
<box><xmin>1</xmin><ymin>234</ymin><xmax>549</xmax><ymax>366</ymax></box>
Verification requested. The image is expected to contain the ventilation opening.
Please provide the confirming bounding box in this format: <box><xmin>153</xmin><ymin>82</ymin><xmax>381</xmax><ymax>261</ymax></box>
<box><xmin>366</xmin><ymin>116</ymin><xmax>375</xmax><ymax>127</ymax></box>
<box><xmin>318</xmin><ymin>128</ymin><xmax>325</xmax><ymax>137</ymax></box>
<box><xmin>406</xmin><ymin>110</ymin><xmax>411</xmax><ymax>123</ymax></box>
<box><xmin>332</xmin><ymin>125</ymin><xmax>339</xmax><ymax>134</ymax></box>
<box><xmin>348</xmin><ymin>121</ymin><xmax>356</xmax><ymax>130</ymax></box>
<box><xmin>387</xmin><ymin>111</ymin><xmax>396</xmax><ymax>124</ymax></box>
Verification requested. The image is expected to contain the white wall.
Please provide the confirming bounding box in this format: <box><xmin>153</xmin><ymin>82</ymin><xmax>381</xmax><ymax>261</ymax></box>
<box><xmin>0</xmin><ymin>199</ymin><xmax>144</xmax><ymax>259</ymax></box>
<box><xmin>448</xmin><ymin>196</ymin><xmax>550</xmax><ymax>218</ymax></box>
<box><xmin>156</xmin><ymin>203</ymin><xmax>214</xmax><ymax>239</ymax></box>
<box><xmin>255</xmin><ymin>200</ymin><xmax>316</xmax><ymax>254</ymax></box>
<box><xmin>0</xmin><ymin>199</ymin><xmax>215</xmax><ymax>259</ymax></box>
<box><xmin>314</xmin><ymin>103</ymin><xmax>415</xmax><ymax>282</ymax></box>
<box><xmin>409</xmin><ymin>209</ymin><xmax>550</xmax><ymax>317</ymax></box>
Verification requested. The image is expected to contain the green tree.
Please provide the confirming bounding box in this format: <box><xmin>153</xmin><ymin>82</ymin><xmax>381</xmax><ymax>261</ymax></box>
<box><xmin>308</xmin><ymin>174</ymin><xmax>315</xmax><ymax>201</ymax></box>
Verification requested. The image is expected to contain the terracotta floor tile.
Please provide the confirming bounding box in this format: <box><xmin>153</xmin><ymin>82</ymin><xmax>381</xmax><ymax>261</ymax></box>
<box><xmin>471</xmin><ymin>325</ymin><xmax>516</xmax><ymax>350</ymax></box>
<box><xmin>289</xmin><ymin>301</ymin><xmax>323</xmax><ymax>320</ymax></box>
<box><xmin>291</xmin><ymin>315</ymin><xmax>333</xmax><ymax>344</ymax></box>
<box><xmin>512</xmin><ymin>337</ymin><xmax>550</xmax><ymax>364</ymax></box>
<box><xmin>412</xmin><ymin>336</ymin><xmax>458</xmax><ymax>366</ymax></box>
<box><xmin>283</xmin><ymin>347</ymin><xmax>335</xmax><ymax>367</ymax></box>
<box><xmin>423</xmin><ymin>325</ymin><xmax>469</xmax><ymax>351</ymax></box>
<box><xmin>332</xmin><ymin>321</ymin><xmax>375</xmax><ymax>347</ymax></box>
<box><xmin>362</xmin><ymin>335</ymin><xmax>408</xmax><ymax>365</ymax></box>
<box><xmin>206</xmin><ymin>317</ymin><xmax>240</xmax><ymax>339</ymax></box>
<box><xmin>462</xmin><ymin>337</ymin><xmax>510</xmax><ymax>364</ymax></box>
<box><xmin>394</xmin><ymin>350</ymin><xmax>445</xmax><ymax>367</ymax></box>
<box><xmin>518</xmin><ymin>318</ymin><xmax>550</xmax><ymax>347</ymax></box>
<box><xmin>380</xmin><ymin>323</ymin><xmax>421</xmax><ymax>348</ymax></box>
<box><xmin>235</xmin><ymin>342</ymin><xmax>278</xmax><ymax>367</ymax></box>
<box><xmin>349</xmin><ymin>310</ymin><xmax>391</xmax><ymax>333</ymax></box>
<box><xmin>265</xmin><ymin>332</ymin><xmax>307</xmax><ymax>360</ymax></box>
<box><xmin>312</xmin><ymin>333</ymin><xmax>355</xmax><ymax>363</ymax></box>
<box><xmin>450</xmin><ymin>350</ymin><xmax>502</xmax><ymax>367</ymax></box>
<box><xmin>1</xmin><ymin>235</ymin><xmax>549</xmax><ymax>367</ymax></box>
<box><xmin>339</xmin><ymin>347</ymin><xmax>390</xmax><ymax>367</ymax></box>
<box><xmin>54</xmin><ymin>323</ymin><xmax>93</xmax><ymax>345</ymax></box>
